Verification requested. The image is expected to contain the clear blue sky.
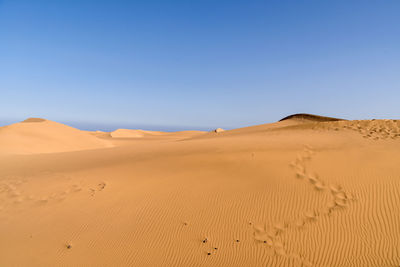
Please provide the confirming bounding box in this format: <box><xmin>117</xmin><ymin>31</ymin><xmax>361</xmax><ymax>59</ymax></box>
<box><xmin>1</xmin><ymin>0</ymin><xmax>399</xmax><ymax>131</ymax></box>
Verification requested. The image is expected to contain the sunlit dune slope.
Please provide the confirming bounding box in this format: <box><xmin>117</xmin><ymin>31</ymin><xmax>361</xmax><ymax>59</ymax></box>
<box><xmin>0</xmin><ymin>118</ymin><xmax>113</xmax><ymax>154</ymax></box>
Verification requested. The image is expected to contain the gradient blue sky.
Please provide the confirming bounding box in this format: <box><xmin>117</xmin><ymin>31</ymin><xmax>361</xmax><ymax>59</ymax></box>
<box><xmin>1</xmin><ymin>0</ymin><xmax>399</xmax><ymax>131</ymax></box>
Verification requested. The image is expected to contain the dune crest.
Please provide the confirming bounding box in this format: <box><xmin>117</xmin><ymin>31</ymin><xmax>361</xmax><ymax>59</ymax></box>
<box><xmin>21</xmin><ymin>117</ymin><xmax>47</xmax><ymax>123</ymax></box>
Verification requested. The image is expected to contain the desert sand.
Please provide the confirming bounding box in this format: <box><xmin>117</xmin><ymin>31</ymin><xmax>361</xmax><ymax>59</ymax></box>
<box><xmin>0</xmin><ymin>114</ymin><xmax>399</xmax><ymax>266</ymax></box>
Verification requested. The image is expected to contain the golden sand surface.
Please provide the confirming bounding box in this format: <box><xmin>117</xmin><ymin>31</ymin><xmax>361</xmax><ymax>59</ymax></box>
<box><xmin>1</xmin><ymin>115</ymin><xmax>399</xmax><ymax>266</ymax></box>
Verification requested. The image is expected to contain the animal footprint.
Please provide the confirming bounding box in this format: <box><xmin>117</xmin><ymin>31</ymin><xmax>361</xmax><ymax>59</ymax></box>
<box><xmin>97</xmin><ymin>182</ymin><xmax>106</xmax><ymax>191</ymax></box>
<box><xmin>89</xmin><ymin>188</ymin><xmax>96</xmax><ymax>196</ymax></box>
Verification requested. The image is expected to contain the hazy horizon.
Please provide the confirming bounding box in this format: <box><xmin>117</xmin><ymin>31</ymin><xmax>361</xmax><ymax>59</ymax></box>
<box><xmin>0</xmin><ymin>117</ymin><xmax>217</xmax><ymax>132</ymax></box>
<box><xmin>2</xmin><ymin>112</ymin><xmax>399</xmax><ymax>132</ymax></box>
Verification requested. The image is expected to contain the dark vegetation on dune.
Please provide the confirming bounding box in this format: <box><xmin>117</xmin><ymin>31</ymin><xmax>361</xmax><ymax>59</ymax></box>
<box><xmin>279</xmin><ymin>113</ymin><xmax>345</xmax><ymax>122</ymax></box>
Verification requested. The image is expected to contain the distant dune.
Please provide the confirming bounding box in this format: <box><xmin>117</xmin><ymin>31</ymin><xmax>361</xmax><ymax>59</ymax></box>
<box><xmin>110</xmin><ymin>129</ymin><xmax>164</xmax><ymax>138</ymax></box>
<box><xmin>0</xmin><ymin>118</ymin><xmax>112</xmax><ymax>154</ymax></box>
<box><xmin>111</xmin><ymin>128</ymin><xmax>206</xmax><ymax>139</ymax></box>
<box><xmin>21</xmin><ymin>117</ymin><xmax>47</xmax><ymax>123</ymax></box>
<box><xmin>0</xmin><ymin>114</ymin><xmax>399</xmax><ymax>266</ymax></box>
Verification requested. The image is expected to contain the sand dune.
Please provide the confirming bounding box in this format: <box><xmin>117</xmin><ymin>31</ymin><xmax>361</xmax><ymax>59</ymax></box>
<box><xmin>0</xmin><ymin>115</ymin><xmax>399</xmax><ymax>266</ymax></box>
<box><xmin>111</xmin><ymin>129</ymin><xmax>165</xmax><ymax>138</ymax></box>
<box><xmin>111</xmin><ymin>128</ymin><xmax>206</xmax><ymax>139</ymax></box>
<box><xmin>0</xmin><ymin>118</ymin><xmax>113</xmax><ymax>154</ymax></box>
